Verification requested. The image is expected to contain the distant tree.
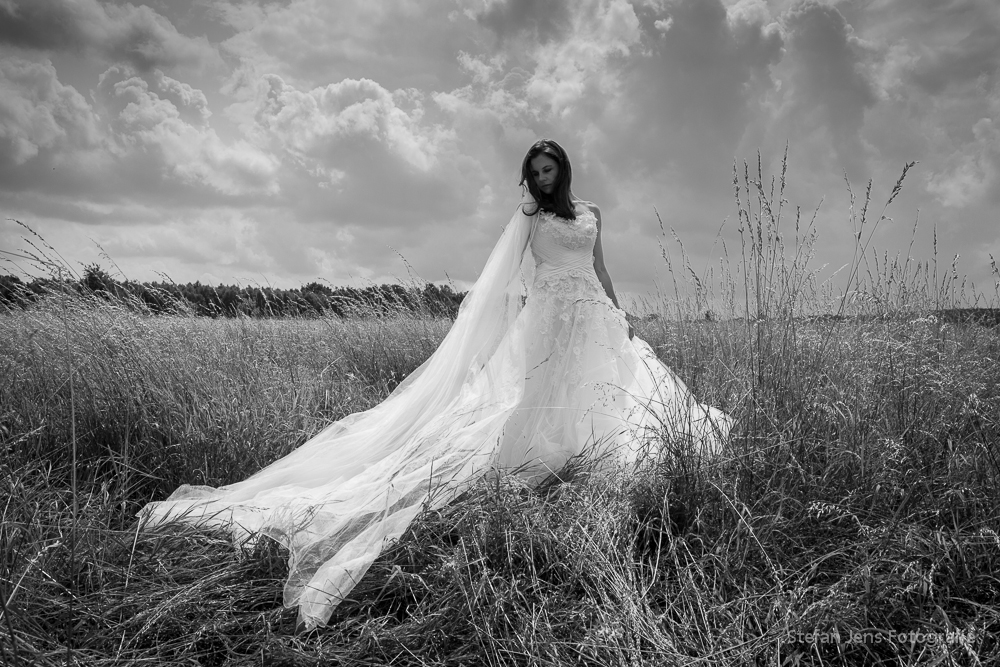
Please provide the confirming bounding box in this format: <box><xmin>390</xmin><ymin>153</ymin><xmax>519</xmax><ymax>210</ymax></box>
<box><xmin>0</xmin><ymin>272</ymin><xmax>468</xmax><ymax>319</ymax></box>
<box><xmin>0</xmin><ymin>274</ymin><xmax>29</xmax><ymax>309</ymax></box>
<box><xmin>303</xmin><ymin>281</ymin><xmax>333</xmax><ymax>297</ymax></box>
<box><xmin>83</xmin><ymin>263</ymin><xmax>121</xmax><ymax>298</ymax></box>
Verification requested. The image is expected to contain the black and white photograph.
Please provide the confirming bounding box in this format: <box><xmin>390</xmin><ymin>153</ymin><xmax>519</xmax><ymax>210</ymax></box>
<box><xmin>2</xmin><ymin>0</ymin><xmax>998</xmax><ymax>664</ymax></box>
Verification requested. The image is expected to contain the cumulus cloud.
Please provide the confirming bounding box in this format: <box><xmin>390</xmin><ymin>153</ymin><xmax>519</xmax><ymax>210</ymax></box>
<box><xmin>3</xmin><ymin>0</ymin><xmax>998</xmax><ymax>293</ymax></box>
<box><xmin>466</xmin><ymin>0</ymin><xmax>644</xmax><ymax>116</ymax></box>
<box><xmin>253</xmin><ymin>76</ymin><xmax>448</xmax><ymax>172</ymax></box>
<box><xmin>0</xmin><ymin>57</ymin><xmax>102</xmax><ymax>166</ymax></box>
<box><xmin>233</xmin><ymin>69</ymin><xmax>578</xmax><ymax>282</ymax></box>
<box><xmin>244</xmin><ymin>74</ymin><xmax>484</xmax><ymax>227</ymax></box>
<box><xmin>525</xmin><ymin>0</ymin><xmax>642</xmax><ymax>115</ymax></box>
<box><xmin>94</xmin><ymin>66</ymin><xmax>280</xmax><ymax>197</ymax></box>
<box><xmin>153</xmin><ymin>71</ymin><xmax>211</xmax><ymax>124</ymax></box>
<box><xmin>217</xmin><ymin>0</ymin><xmax>471</xmax><ymax>92</ymax></box>
<box><xmin>434</xmin><ymin>0</ymin><xmax>789</xmax><ymax>285</ymax></box>
<box><xmin>437</xmin><ymin>54</ymin><xmax>534</xmax><ymax>132</ymax></box>
<box><xmin>928</xmin><ymin>116</ymin><xmax>1000</xmax><ymax>208</ymax></box>
<box><xmin>0</xmin><ymin>0</ymin><xmax>221</xmax><ymax>72</ymax></box>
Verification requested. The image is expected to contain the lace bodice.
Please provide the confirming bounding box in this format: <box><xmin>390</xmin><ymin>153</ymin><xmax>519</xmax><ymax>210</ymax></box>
<box><xmin>526</xmin><ymin>204</ymin><xmax>618</xmax><ymax>378</ymax></box>
<box><xmin>529</xmin><ymin>205</ymin><xmax>602</xmax><ymax>296</ymax></box>
<box><xmin>531</xmin><ymin>206</ymin><xmax>599</xmax><ymax>260</ymax></box>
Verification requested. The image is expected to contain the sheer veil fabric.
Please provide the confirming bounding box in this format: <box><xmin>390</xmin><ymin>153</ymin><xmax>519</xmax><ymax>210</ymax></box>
<box><xmin>140</xmin><ymin>195</ymin><xmax>731</xmax><ymax>630</ymax></box>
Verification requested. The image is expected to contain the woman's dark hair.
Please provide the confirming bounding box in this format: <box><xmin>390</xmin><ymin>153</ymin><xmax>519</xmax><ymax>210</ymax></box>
<box><xmin>519</xmin><ymin>139</ymin><xmax>575</xmax><ymax>219</ymax></box>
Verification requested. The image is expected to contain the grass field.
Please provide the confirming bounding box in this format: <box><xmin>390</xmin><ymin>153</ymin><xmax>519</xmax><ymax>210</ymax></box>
<box><xmin>2</xmin><ymin>160</ymin><xmax>999</xmax><ymax>665</ymax></box>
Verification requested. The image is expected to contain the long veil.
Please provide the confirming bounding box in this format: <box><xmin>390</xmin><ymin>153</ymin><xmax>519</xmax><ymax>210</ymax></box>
<box><xmin>140</xmin><ymin>198</ymin><xmax>539</xmax><ymax>630</ymax></box>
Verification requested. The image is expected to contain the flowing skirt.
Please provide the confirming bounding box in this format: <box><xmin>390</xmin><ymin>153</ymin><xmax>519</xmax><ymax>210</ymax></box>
<box><xmin>141</xmin><ymin>253</ymin><xmax>730</xmax><ymax>632</ymax></box>
<box><xmin>497</xmin><ymin>267</ymin><xmax>728</xmax><ymax>480</ymax></box>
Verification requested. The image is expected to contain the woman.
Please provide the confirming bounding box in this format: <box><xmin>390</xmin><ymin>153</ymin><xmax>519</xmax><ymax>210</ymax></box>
<box><xmin>141</xmin><ymin>139</ymin><xmax>731</xmax><ymax>631</ymax></box>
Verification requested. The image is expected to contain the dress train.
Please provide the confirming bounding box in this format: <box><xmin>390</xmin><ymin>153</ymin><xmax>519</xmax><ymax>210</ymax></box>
<box><xmin>140</xmin><ymin>198</ymin><xmax>731</xmax><ymax>630</ymax></box>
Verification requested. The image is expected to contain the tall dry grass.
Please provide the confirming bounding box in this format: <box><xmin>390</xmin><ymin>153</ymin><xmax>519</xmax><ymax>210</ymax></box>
<box><xmin>2</xmin><ymin>153</ymin><xmax>999</xmax><ymax>665</ymax></box>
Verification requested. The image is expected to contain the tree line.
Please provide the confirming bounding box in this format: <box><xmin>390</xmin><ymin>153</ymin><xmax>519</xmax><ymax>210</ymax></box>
<box><xmin>0</xmin><ymin>265</ymin><xmax>467</xmax><ymax>318</ymax></box>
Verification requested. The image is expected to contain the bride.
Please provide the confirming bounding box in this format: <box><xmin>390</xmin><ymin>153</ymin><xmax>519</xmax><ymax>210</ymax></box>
<box><xmin>140</xmin><ymin>139</ymin><xmax>732</xmax><ymax>631</ymax></box>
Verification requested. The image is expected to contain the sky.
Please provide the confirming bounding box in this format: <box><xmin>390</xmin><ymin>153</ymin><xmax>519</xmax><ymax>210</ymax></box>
<box><xmin>1</xmin><ymin>0</ymin><xmax>998</xmax><ymax>305</ymax></box>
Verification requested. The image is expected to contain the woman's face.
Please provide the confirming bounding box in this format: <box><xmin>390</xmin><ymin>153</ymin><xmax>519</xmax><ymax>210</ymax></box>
<box><xmin>529</xmin><ymin>153</ymin><xmax>559</xmax><ymax>195</ymax></box>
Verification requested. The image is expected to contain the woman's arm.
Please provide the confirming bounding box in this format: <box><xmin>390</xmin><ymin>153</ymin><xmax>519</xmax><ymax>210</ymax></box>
<box><xmin>588</xmin><ymin>203</ymin><xmax>634</xmax><ymax>339</ymax></box>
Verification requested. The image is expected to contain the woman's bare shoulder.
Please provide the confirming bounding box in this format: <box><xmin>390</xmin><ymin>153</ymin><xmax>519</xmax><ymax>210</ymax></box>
<box><xmin>573</xmin><ymin>199</ymin><xmax>601</xmax><ymax>217</ymax></box>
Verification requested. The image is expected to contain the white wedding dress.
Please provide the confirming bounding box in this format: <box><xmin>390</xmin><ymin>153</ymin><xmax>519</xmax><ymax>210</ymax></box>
<box><xmin>140</xmin><ymin>199</ymin><xmax>731</xmax><ymax>630</ymax></box>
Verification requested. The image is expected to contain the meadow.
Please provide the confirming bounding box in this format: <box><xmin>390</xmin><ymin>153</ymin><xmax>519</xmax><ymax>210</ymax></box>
<box><xmin>2</xmin><ymin>159</ymin><xmax>999</xmax><ymax>665</ymax></box>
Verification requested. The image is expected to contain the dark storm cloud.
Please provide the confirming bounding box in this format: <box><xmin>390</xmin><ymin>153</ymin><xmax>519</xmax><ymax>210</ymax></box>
<box><xmin>907</xmin><ymin>5</ymin><xmax>1000</xmax><ymax>94</ymax></box>
<box><xmin>784</xmin><ymin>1</ymin><xmax>877</xmax><ymax>124</ymax></box>
<box><xmin>0</xmin><ymin>0</ymin><xmax>220</xmax><ymax>72</ymax></box>
<box><xmin>0</xmin><ymin>0</ymin><xmax>90</xmax><ymax>51</ymax></box>
<box><xmin>777</xmin><ymin>0</ymin><xmax>878</xmax><ymax>176</ymax></box>
<box><xmin>476</xmin><ymin>0</ymin><xmax>574</xmax><ymax>43</ymax></box>
<box><xmin>604</xmin><ymin>0</ymin><xmax>784</xmax><ymax>186</ymax></box>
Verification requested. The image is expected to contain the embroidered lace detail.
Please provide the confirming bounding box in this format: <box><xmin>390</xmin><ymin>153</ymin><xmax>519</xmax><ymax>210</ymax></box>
<box><xmin>530</xmin><ymin>205</ymin><xmax>610</xmax><ymax>330</ymax></box>
<box><xmin>528</xmin><ymin>272</ymin><xmax>620</xmax><ymax>386</ymax></box>
<box><xmin>534</xmin><ymin>269</ymin><xmax>608</xmax><ymax>318</ymax></box>
<box><xmin>537</xmin><ymin>208</ymin><xmax>598</xmax><ymax>250</ymax></box>
<box><xmin>526</xmin><ymin>205</ymin><xmax>623</xmax><ymax>387</ymax></box>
